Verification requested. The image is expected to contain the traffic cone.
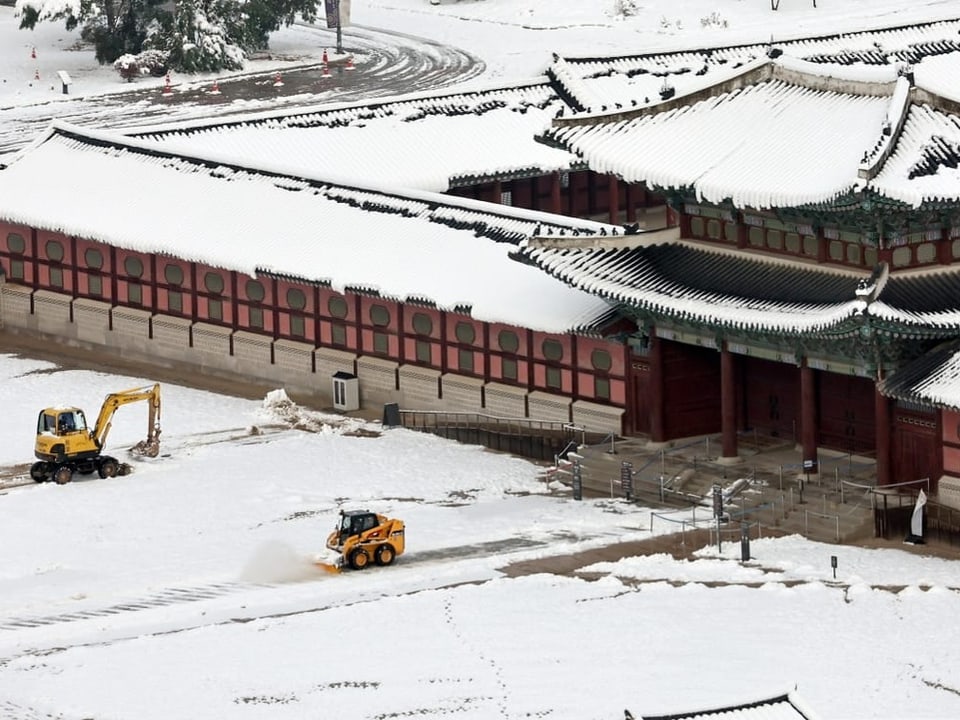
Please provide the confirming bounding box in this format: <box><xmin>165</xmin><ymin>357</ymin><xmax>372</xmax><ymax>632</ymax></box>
<box><xmin>209</xmin><ymin>79</ymin><xmax>220</xmax><ymax>95</ymax></box>
<box><xmin>321</xmin><ymin>62</ymin><xmax>331</xmax><ymax>79</ymax></box>
<box><xmin>31</xmin><ymin>46</ymin><xmax>36</xmax><ymax>60</ymax></box>
<box><xmin>34</xmin><ymin>68</ymin><xmax>39</xmax><ymax>81</ymax></box>
<box><xmin>273</xmin><ymin>72</ymin><xmax>283</xmax><ymax>87</ymax></box>
<box><xmin>322</xmin><ymin>49</ymin><xmax>328</xmax><ymax>64</ymax></box>
<box><xmin>345</xmin><ymin>56</ymin><xmax>355</xmax><ymax>71</ymax></box>
<box><xmin>162</xmin><ymin>72</ymin><xmax>172</xmax><ymax>96</ymax></box>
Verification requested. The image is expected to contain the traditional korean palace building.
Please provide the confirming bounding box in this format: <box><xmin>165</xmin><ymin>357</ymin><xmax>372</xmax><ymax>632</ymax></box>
<box><xmin>529</xmin><ymin>39</ymin><xmax>960</xmax><ymax>498</ymax></box>
<box><xmin>4</xmin><ymin>18</ymin><xmax>960</xmax><ymax>500</ymax></box>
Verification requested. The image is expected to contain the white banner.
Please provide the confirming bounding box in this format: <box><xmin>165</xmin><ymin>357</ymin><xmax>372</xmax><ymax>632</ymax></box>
<box><xmin>910</xmin><ymin>489</ymin><xmax>927</xmax><ymax>538</ymax></box>
<box><xmin>324</xmin><ymin>0</ymin><xmax>352</xmax><ymax>28</ymax></box>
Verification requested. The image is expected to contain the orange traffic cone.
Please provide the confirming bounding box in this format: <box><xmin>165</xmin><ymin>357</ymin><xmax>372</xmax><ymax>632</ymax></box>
<box><xmin>31</xmin><ymin>46</ymin><xmax>36</xmax><ymax>60</ymax></box>
<box><xmin>209</xmin><ymin>79</ymin><xmax>221</xmax><ymax>95</ymax></box>
<box><xmin>321</xmin><ymin>62</ymin><xmax>331</xmax><ymax>79</ymax></box>
<box><xmin>162</xmin><ymin>72</ymin><xmax>173</xmax><ymax>96</ymax></box>
<box><xmin>34</xmin><ymin>68</ymin><xmax>40</xmax><ymax>81</ymax></box>
<box><xmin>273</xmin><ymin>72</ymin><xmax>283</xmax><ymax>87</ymax></box>
<box><xmin>322</xmin><ymin>48</ymin><xmax>328</xmax><ymax>64</ymax></box>
<box><xmin>345</xmin><ymin>56</ymin><xmax>355</xmax><ymax>71</ymax></box>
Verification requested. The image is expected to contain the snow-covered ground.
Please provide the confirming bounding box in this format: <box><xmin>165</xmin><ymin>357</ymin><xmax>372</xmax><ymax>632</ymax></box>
<box><xmin>5</xmin><ymin>1</ymin><xmax>960</xmax><ymax>717</ymax></box>
<box><xmin>3</xmin><ymin>0</ymin><xmax>960</xmax><ymax>108</ymax></box>
<box><xmin>1</xmin><ymin>354</ymin><xmax>960</xmax><ymax>719</ymax></box>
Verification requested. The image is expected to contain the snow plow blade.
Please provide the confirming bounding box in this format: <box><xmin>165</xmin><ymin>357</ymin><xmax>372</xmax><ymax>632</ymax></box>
<box><xmin>315</xmin><ymin>561</ymin><xmax>341</xmax><ymax>574</ymax></box>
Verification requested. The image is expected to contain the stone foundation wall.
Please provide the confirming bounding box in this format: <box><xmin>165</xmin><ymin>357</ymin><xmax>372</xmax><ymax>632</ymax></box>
<box><xmin>0</xmin><ymin>285</ymin><xmax>625</xmax><ymax>433</ymax></box>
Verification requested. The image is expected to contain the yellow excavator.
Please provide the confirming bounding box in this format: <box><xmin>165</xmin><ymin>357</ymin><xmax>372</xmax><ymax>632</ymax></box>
<box><xmin>30</xmin><ymin>383</ymin><xmax>162</xmax><ymax>485</ymax></box>
<box><xmin>318</xmin><ymin>509</ymin><xmax>405</xmax><ymax>572</ymax></box>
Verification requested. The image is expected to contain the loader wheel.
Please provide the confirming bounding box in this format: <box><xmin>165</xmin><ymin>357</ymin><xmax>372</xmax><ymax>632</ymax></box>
<box><xmin>349</xmin><ymin>548</ymin><xmax>370</xmax><ymax>570</ymax></box>
<box><xmin>98</xmin><ymin>458</ymin><xmax>119</xmax><ymax>479</ymax></box>
<box><xmin>375</xmin><ymin>544</ymin><xmax>396</xmax><ymax>567</ymax></box>
<box><xmin>53</xmin><ymin>465</ymin><xmax>73</xmax><ymax>485</ymax></box>
<box><xmin>30</xmin><ymin>462</ymin><xmax>48</xmax><ymax>483</ymax></box>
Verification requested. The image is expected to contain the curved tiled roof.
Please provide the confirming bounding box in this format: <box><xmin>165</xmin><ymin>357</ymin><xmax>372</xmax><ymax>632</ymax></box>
<box><xmin>881</xmin><ymin>340</ymin><xmax>960</xmax><ymax>409</ymax></box>
<box><xmin>131</xmin><ymin>81</ymin><xmax>578</xmax><ymax>193</ymax></box>
<box><xmin>520</xmin><ymin>240</ymin><xmax>868</xmax><ymax>335</ymax></box>
<box><xmin>545</xmin><ymin>76</ymin><xmax>890</xmax><ymax>210</ymax></box>
<box><xmin>552</xmin><ymin>18</ymin><xmax>960</xmax><ymax>114</ymax></box>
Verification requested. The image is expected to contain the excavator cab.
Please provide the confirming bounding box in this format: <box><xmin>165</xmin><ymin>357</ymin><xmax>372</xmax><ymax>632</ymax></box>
<box><xmin>38</xmin><ymin>408</ymin><xmax>89</xmax><ymax>437</ymax></box>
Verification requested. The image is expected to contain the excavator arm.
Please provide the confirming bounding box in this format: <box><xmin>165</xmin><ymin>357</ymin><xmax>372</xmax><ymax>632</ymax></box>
<box><xmin>90</xmin><ymin>383</ymin><xmax>162</xmax><ymax>457</ymax></box>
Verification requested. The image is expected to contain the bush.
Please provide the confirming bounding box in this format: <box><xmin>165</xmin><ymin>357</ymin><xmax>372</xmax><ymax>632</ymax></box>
<box><xmin>113</xmin><ymin>54</ymin><xmax>140</xmax><ymax>82</ymax></box>
<box><xmin>113</xmin><ymin>49</ymin><xmax>170</xmax><ymax>82</ymax></box>
<box><xmin>137</xmin><ymin>49</ymin><xmax>170</xmax><ymax>76</ymax></box>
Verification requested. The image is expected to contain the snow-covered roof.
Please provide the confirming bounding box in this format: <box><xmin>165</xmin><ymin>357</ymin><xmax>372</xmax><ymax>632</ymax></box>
<box><xmin>550</xmin><ymin>18</ymin><xmax>960</xmax><ymax>115</ymax></box>
<box><xmin>542</xmin><ymin>53</ymin><xmax>960</xmax><ymax>210</ymax></box>
<box><xmin>0</xmin><ymin>122</ymin><xmax>622</xmax><ymax>334</ymax></box>
<box><xmin>640</xmin><ymin>690</ymin><xmax>820</xmax><ymax>720</ymax></box>
<box><xmin>128</xmin><ymin>80</ymin><xmax>580</xmax><ymax>194</ymax></box>
<box><xmin>519</xmin><ymin>239</ymin><xmax>870</xmax><ymax>336</ymax></box>
<box><xmin>881</xmin><ymin>340</ymin><xmax>960</xmax><ymax>410</ymax></box>
<box><xmin>544</xmin><ymin>64</ymin><xmax>895</xmax><ymax>210</ymax></box>
<box><xmin>521</xmin><ymin>231</ymin><xmax>960</xmax><ymax>339</ymax></box>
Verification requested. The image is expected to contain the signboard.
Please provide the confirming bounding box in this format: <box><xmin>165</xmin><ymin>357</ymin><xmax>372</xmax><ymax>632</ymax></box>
<box><xmin>324</xmin><ymin>0</ymin><xmax>352</xmax><ymax>28</ymax></box>
<box><xmin>620</xmin><ymin>461</ymin><xmax>633</xmax><ymax>502</ymax></box>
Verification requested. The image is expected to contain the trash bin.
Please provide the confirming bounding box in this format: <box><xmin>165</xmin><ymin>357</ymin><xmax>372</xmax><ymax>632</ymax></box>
<box><xmin>332</xmin><ymin>371</ymin><xmax>359</xmax><ymax>411</ymax></box>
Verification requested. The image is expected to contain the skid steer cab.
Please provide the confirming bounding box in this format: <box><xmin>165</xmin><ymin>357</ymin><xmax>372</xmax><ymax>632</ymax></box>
<box><xmin>323</xmin><ymin>509</ymin><xmax>405</xmax><ymax>572</ymax></box>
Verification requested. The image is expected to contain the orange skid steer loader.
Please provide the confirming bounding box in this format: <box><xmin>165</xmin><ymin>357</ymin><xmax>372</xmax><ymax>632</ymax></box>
<box><xmin>318</xmin><ymin>509</ymin><xmax>405</xmax><ymax>573</ymax></box>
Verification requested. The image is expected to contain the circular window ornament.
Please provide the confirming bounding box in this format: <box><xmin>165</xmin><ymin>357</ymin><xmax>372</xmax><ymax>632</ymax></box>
<box><xmin>591</xmin><ymin>349</ymin><xmax>612</xmax><ymax>371</ymax></box>
<box><xmin>84</xmin><ymin>248</ymin><xmax>103</xmax><ymax>269</ymax></box>
<box><xmin>205</xmin><ymin>272</ymin><xmax>225</xmax><ymax>294</ymax></box>
<box><xmin>542</xmin><ymin>339</ymin><xmax>564</xmax><ymax>362</ymax></box>
<box><xmin>498</xmin><ymin>330</ymin><xmax>519</xmax><ymax>353</ymax></box>
<box><xmin>165</xmin><ymin>264</ymin><xmax>184</xmax><ymax>285</ymax></box>
<box><xmin>412</xmin><ymin>312</ymin><xmax>433</xmax><ymax>336</ymax></box>
<box><xmin>328</xmin><ymin>296</ymin><xmax>348</xmax><ymax>319</ymax></box>
<box><xmin>124</xmin><ymin>256</ymin><xmax>144</xmax><ymax>278</ymax></box>
<box><xmin>46</xmin><ymin>240</ymin><xmax>64</xmax><ymax>262</ymax></box>
<box><xmin>370</xmin><ymin>304</ymin><xmax>390</xmax><ymax>327</ymax></box>
<box><xmin>7</xmin><ymin>233</ymin><xmax>25</xmax><ymax>254</ymax></box>
<box><xmin>246</xmin><ymin>280</ymin><xmax>265</xmax><ymax>302</ymax></box>
<box><xmin>287</xmin><ymin>288</ymin><xmax>307</xmax><ymax>310</ymax></box>
<box><xmin>455</xmin><ymin>322</ymin><xmax>476</xmax><ymax>344</ymax></box>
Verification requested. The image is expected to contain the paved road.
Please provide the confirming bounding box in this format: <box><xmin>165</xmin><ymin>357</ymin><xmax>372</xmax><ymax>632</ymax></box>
<box><xmin>0</xmin><ymin>23</ymin><xmax>485</xmax><ymax>158</ymax></box>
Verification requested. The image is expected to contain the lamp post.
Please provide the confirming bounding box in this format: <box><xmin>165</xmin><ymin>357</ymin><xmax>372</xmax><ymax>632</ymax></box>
<box><xmin>334</xmin><ymin>0</ymin><xmax>343</xmax><ymax>55</ymax></box>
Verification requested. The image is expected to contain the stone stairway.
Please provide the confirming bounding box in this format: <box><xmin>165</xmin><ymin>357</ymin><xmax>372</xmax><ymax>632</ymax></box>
<box><xmin>547</xmin><ymin>434</ymin><xmax>877</xmax><ymax>545</ymax></box>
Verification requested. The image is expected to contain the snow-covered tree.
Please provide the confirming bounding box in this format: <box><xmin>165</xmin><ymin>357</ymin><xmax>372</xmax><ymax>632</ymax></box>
<box><xmin>16</xmin><ymin>0</ymin><xmax>321</xmax><ymax>72</ymax></box>
<box><xmin>143</xmin><ymin>0</ymin><xmax>245</xmax><ymax>72</ymax></box>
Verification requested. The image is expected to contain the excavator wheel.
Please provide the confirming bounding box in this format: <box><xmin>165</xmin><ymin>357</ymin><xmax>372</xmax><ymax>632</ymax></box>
<box><xmin>53</xmin><ymin>465</ymin><xmax>73</xmax><ymax>485</ymax></box>
<box><xmin>98</xmin><ymin>458</ymin><xmax>119</xmax><ymax>479</ymax></box>
<box><xmin>375</xmin><ymin>544</ymin><xmax>396</xmax><ymax>567</ymax></box>
<box><xmin>30</xmin><ymin>462</ymin><xmax>48</xmax><ymax>483</ymax></box>
<box><xmin>349</xmin><ymin>548</ymin><xmax>370</xmax><ymax>571</ymax></box>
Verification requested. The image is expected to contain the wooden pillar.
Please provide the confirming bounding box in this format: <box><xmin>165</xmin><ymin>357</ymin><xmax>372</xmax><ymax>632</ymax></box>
<box><xmin>608</xmin><ymin>175</ymin><xmax>620</xmax><ymax>225</ymax></box>
<box><xmin>721</xmin><ymin>344</ymin><xmax>738</xmax><ymax>459</ymax></box>
<box><xmin>625</xmin><ymin>184</ymin><xmax>637</xmax><ymax>223</ymax></box>
<box><xmin>940</xmin><ymin>227</ymin><xmax>953</xmax><ymax>265</ymax></box>
<box><xmin>491</xmin><ymin>180</ymin><xmax>502</xmax><ymax>205</ymax></box>
<box><xmin>649</xmin><ymin>331</ymin><xmax>666</xmax><ymax>443</ymax></box>
<box><xmin>875</xmin><ymin>382</ymin><xmax>892</xmax><ymax>487</ymax></box>
<box><xmin>800</xmin><ymin>362</ymin><xmax>818</xmax><ymax>468</ymax></box>
<box><xmin>550</xmin><ymin>172</ymin><xmax>562</xmax><ymax>215</ymax></box>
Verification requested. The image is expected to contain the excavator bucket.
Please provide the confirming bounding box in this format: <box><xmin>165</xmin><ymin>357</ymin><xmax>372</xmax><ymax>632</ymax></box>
<box><xmin>131</xmin><ymin>426</ymin><xmax>161</xmax><ymax>457</ymax></box>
